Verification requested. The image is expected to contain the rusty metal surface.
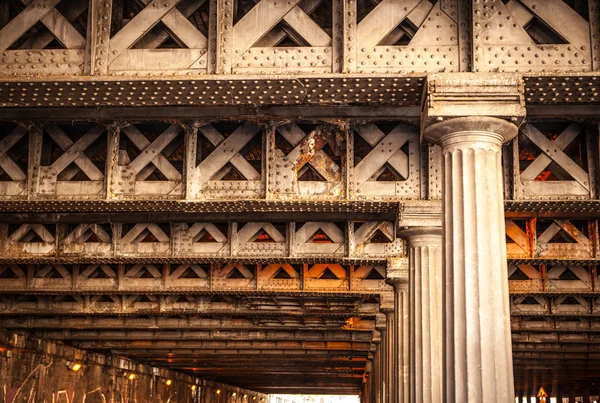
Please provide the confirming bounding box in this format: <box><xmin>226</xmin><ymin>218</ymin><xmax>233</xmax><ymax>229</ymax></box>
<box><xmin>0</xmin><ymin>0</ymin><xmax>599</xmax><ymax>398</ymax></box>
<box><xmin>0</xmin><ymin>76</ymin><xmax>425</xmax><ymax>108</ymax></box>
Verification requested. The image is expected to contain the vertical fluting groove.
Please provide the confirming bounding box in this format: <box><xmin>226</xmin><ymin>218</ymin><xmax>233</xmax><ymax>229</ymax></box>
<box><xmin>395</xmin><ymin>287</ymin><xmax>410</xmax><ymax>403</ymax></box>
<box><xmin>373</xmin><ymin>342</ymin><xmax>380</xmax><ymax>403</ymax></box>
<box><xmin>402</xmin><ymin>291</ymin><xmax>409</xmax><ymax>403</ymax></box>
<box><xmin>403</xmin><ymin>230</ymin><xmax>442</xmax><ymax>403</ymax></box>
<box><xmin>379</xmin><ymin>336</ymin><xmax>385</xmax><ymax>403</ymax></box>
<box><xmin>442</xmin><ymin>135</ymin><xmax>515</xmax><ymax>402</ymax></box>
<box><xmin>394</xmin><ymin>290</ymin><xmax>401</xmax><ymax>403</ymax></box>
<box><xmin>385</xmin><ymin>312</ymin><xmax>394</xmax><ymax>403</ymax></box>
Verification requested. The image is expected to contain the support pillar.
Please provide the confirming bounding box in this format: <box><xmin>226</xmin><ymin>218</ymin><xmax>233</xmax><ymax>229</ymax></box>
<box><xmin>399</xmin><ymin>227</ymin><xmax>443</xmax><ymax>403</ymax></box>
<box><xmin>424</xmin><ymin>116</ymin><xmax>519</xmax><ymax>402</ymax></box>
<box><xmin>386</xmin><ymin>258</ymin><xmax>409</xmax><ymax>403</ymax></box>
<box><xmin>384</xmin><ymin>310</ymin><xmax>395</xmax><ymax>403</ymax></box>
<box><xmin>376</xmin><ymin>314</ymin><xmax>387</xmax><ymax>403</ymax></box>
<box><xmin>371</xmin><ymin>333</ymin><xmax>381</xmax><ymax>403</ymax></box>
<box><xmin>365</xmin><ymin>358</ymin><xmax>373</xmax><ymax>403</ymax></box>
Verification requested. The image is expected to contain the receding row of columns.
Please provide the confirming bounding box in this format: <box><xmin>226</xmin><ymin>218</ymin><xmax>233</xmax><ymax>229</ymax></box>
<box><xmin>361</xmin><ymin>115</ymin><xmax>520</xmax><ymax>403</ymax></box>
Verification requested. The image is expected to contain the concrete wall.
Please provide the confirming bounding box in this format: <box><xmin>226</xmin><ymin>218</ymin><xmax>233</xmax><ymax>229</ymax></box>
<box><xmin>0</xmin><ymin>329</ymin><xmax>267</xmax><ymax>403</ymax></box>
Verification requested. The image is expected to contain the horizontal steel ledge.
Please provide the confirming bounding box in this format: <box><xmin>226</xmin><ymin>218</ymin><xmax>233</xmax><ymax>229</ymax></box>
<box><xmin>0</xmin><ymin>104</ymin><xmax>595</xmax><ymax>121</ymax></box>
<box><xmin>0</xmin><ymin>200</ymin><xmax>399</xmax><ymax>215</ymax></box>
<box><xmin>105</xmin><ymin>349</ymin><xmax>366</xmax><ymax>356</ymax></box>
<box><xmin>0</xmin><ymin>256</ymin><xmax>393</xmax><ymax>265</ymax></box>
<box><xmin>0</xmin><ymin>200</ymin><xmax>598</xmax><ymax>216</ymax></box>
<box><xmin>0</xmin><ymin>73</ymin><xmax>598</xmax><ymax>108</ymax></box>
<box><xmin>73</xmin><ymin>340</ymin><xmax>372</xmax><ymax>350</ymax></box>
<box><xmin>33</xmin><ymin>329</ymin><xmax>372</xmax><ymax>341</ymax></box>
<box><xmin>0</xmin><ymin>106</ymin><xmax>423</xmax><ymax>120</ymax></box>
<box><xmin>0</xmin><ymin>75</ymin><xmax>425</xmax><ymax>108</ymax></box>
<box><xmin>0</xmin><ymin>309</ymin><xmax>376</xmax><ymax>317</ymax></box>
<box><xmin>0</xmin><ymin>211</ymin><xmax>397</xmax><ymax>223</ymax></box>
<box><xmin>0</xmin><ymin>317</ymin><xmax>377</xmax><ymax>330</ymax></box>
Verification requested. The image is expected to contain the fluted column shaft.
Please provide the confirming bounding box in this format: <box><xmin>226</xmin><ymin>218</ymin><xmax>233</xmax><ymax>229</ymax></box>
<box><xmin>379</xmin><ymin>330</ymin><xmax>387</xmax><ymax>403</ymax></box>
<box><xmin>365</xmin><ymin>360</ymin><xmax>373</xmax><ymax>403</ymax></box>
<box><xmin>373</xmin><ymin>341</ymin><xmax>381</xmax><ymax>403</ymax></box>
<box><xmin>388</xmin><ymin>283</ymin><xmax>408</xmax><ymax>403</ymax></box>
<box><xmin>400</xmin><ymin>228</ymin><xmax>443</xmax><ymax>403</ymax></box>
<box><xmin>425</xmin><ymin>117</ymin><xmax>518</xmax><ymax>403</ymax></box>
<box><xmin>384</xmin><ymin>311</ymin><xmax>395</xmax><ymax>403</ymax></box>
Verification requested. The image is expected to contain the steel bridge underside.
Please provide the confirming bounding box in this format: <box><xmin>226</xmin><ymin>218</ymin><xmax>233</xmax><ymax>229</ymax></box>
<box><xmin>0</xmin><ymin>0</ymin><xmax>599</xmax><ymax>398</ymax></box>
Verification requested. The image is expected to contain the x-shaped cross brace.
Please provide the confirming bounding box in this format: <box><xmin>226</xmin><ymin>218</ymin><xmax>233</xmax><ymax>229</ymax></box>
<box><xmin>17</xmin><ymin>0</ymin><xmax>88</xmax><ymax>49</ymax></box>
<box><xmin>537</xmin><ymin>220</ymin><xmax>590</xmax><ymax>247</ymax></box>
<box><xmin>109</xmin><ymin>0</ymin><xmax>207</xmax><ymax>63</ymax></box>
<box><xmin>237</xmin><ymin>222</ymin><xmax>285</xmax><ymax>244</ymax></box>
<box><xmin>503</xmin><ymin>0</ymin><xmax>589</xmax><ymax>46</ymax></box>
<box><xmin>233</xmin><ymin>0</ymin><xmax>331</xmax><ymax>56</ymax></box>
<box><xmin>295</xmin><ymin>222</ymin><xmax>344</xmax><ymax>244</ymax></box>
<box><xmin>197</xmin><ymin>123</ymin><xmax>261</xmax><ymax>182</ymax></box>
<box><xmin>354</xmin><ymin>124</ymin><xmax>415</xmax><ymax>185</ymax></box>
<box><xmin>44</xmin><ymin>125</ymin><xmax>105</xmax><ymax>181</ymax></box>
<box><xmin>277</xmin><ymin>124</ymin><xmax>341</xmax><ymax>182</ymax></box>
<box><xmin>36</xmin><ymin>264</ymin><xmax>70</xmax><ymax>278</ymax></box>
<box><xmin>9</xmin><ymin>224</ymin><xmax>55</xmax><ymax>244</ymax></box>
<box><xmin>505</xmin><ymin>220</ymin><xmax>531</xmax><ymax>254</ymax></box>
<box><xmin>121</xmin><ymin>223</ymin><xmax>170</xmax><ymax>245</ymax></box>
<box><xmin>520</xmin><ymin>123</ymin><xmax>589</xmax><ymax>190</ymax></box>
<box><xmin>0</xmin><ymin>127</ymin><xmax>28</xmax><ymax>182</ymax></box>
<box><xmin>64</xmin><ymin>224</ymin><xmax>111</xmax><ymax>244</ymax></box>
<box><xmin>357</xmin><ymin>0</ymin><xmax>426</xmax><ymax>48</ymax></box>
<box><xmin>121</xmin><ymin>125</ymin><xmax>182</xmax><ymax>181</ymax></box>
<box><xmin>125</xmin><ymin>264</ymin><xmax>162</xmax><ymax>278</ymax></box>
<box><xmin>353</xmin><ymin>222</ymin><xmax>394</xmax><ymax>245</ymax></box>
<box><xmin>170</xmin><ymin>264</ymin><xmax>208</xmax><ymax>279</ymax></box>
<box><xmin>133</xmin><ymin>0</ymin><xmax>207</xmax><ymax>49</ymax></box>
<box><xmin>186</xmin><ymin>223</ymin><xmax>227</xmax><ymax>243</ymax></box>
<box><xmin>80</xmin><ymin>265</ymin><xmax>116</xmax><ymax>278</ymax></box>
<box><xmin>0</xmin><ymin>0</ymin><xmax>86</xmax><ymax>51</ymax></box>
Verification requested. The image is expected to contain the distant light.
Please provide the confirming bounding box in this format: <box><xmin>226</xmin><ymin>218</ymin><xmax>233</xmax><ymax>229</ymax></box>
<box><xmin>244</xmin><ymin>395</ymin><xmax>248</xmax><ymax>398</ymax></box>
<box><xmin>166</xmin><ymin>379</ymin><xmax>172</xmax><ymax>386</ymax></box>
<box><xmin>191</xmin><ymin>385</ymin><xmax>197</xmax><ymax>391</ymax></box>
<box><xmin>216</xmin><ymin>390</ymin><xmax>221</xmax><ymax>395</ymax></box>
<box><xmin>67</xmin><ymin>362</ymin><xmax>82</xmax><ymax>372</ymax></box>
<box><xmin>128</xmin><ymin>373</ymin><xmax>136</xmax><ymax>381</ymax></box>
<box><xmin>232</xmin><ymin>392</ymin><xmax>237</xmax><ymax>397</ymax></box>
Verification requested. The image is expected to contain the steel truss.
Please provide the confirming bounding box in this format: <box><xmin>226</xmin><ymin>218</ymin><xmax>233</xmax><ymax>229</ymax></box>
<box><xmin>0</xmin><ymin>0</ymin><xmax>599</xmax><ymax>397</ymax></box>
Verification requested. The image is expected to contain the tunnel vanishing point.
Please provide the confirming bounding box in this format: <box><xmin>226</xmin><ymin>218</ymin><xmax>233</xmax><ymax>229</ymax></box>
<box><xmin>0</xmin><ymin>0</ymin><xmax>599</xmax><ymax>402</ymax></box>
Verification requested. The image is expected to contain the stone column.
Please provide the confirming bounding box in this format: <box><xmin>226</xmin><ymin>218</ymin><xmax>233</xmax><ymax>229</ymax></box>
<box><xmin>376</xmin><ymin>315</ymin><xmax>387</xmax><ymax>403</ymax></box>
<box><xmin>399</xmin><ymin>227</ymin><xmax>443</xmax><ymax>403</ymax></box>
<box><xmin>371</xmin><ymin>335</ymin><xmax>381</xmax><ymax>403</ymax></box>
<box><xmin>386</xmin><ymin>258</ymin><xmax>409</xmax><ymax>403</ymax></box>
<box><xmin>384</xmin><ymin>310</ymin><xmax>395</xmax><ymax>403</ymax></box>
<box><xmin>424</xmin><ymin>116</ymin><xmax>519</xmax><ymax>402</ymax></box>
<box><xmin>365</xmin><ymin>358</ymin><xmax>373</xmax><ymax>403</ymax></box>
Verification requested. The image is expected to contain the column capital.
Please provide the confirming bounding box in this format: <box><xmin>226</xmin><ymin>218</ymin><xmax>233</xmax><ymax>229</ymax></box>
<box><xmin>424</xmin><ymin>116</ymin><xmax>520</xmax><ymax>148</ymax></box>
<box><xmin>385</xmin><ymin>258</ymin><xmax>408</xmax><ymax>291</ymax></box>
<box><xmin>398</xmin><ymin>226</ymin><xmax>442</xmax><ymax>247</ymax></box>
<box><xmin>421</xmin><ymin>72</ymin><xmax>526</xmax><ymax>144</ymax></box>
<box><xmin>375</xmin><ymin>314</ymin><xmax>387</xmax><ymax>332</ymax></box>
